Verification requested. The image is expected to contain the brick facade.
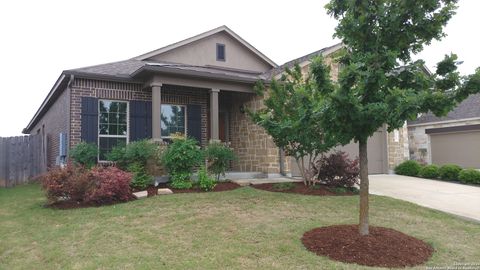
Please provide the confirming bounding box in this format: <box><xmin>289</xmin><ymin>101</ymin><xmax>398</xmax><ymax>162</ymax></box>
<box><xmin>386</xmin><ymin>123</ymin><xmax>410</xmax><ymax>171</ymax></box>
<box><xmin>69</xmin><ymin>79</ymin><xmax>209</xmax><ymax>148</ymax></box>
<box><xmin>30</xmin><ymin>87</ymin><xmax>70</xmax><ymax>169</ymax></box>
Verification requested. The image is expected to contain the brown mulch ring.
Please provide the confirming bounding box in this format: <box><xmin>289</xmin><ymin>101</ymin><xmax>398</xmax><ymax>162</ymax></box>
<box><xmin>157</xmin><ymin>181</ymin><xmax>242</xmax><ymax>193</ymax></box>
<box><xmin>251</xmin><ymin>182</ymin><xmax>358</xmax><ymax>196</ymax></box>
<box><xmin>46</xmin><ymin>196</ymin><xmax>136</xmax><ymax>210</ymax></box>
<box><xmin>302</xmin><ymin>224</ymin><xmax>434</xmax><ymax>268</ymax></box>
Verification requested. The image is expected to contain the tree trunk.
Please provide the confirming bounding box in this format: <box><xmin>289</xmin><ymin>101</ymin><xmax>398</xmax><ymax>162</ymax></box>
<box><xmin>358</xmin><ymin>139</ymin><xmax>369</xmax><ymax>236</ymax></box>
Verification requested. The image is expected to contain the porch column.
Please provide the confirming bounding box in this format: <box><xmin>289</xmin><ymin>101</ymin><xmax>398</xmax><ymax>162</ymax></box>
<box><xmin>210</xmin><ymin>88</ymin><xmax>220</xmax><ymax>141</ymax></box>
<box><xmin>152</xmin><ymin>83</ymin><xmax>162</xmax><ymax>141</ymax></box>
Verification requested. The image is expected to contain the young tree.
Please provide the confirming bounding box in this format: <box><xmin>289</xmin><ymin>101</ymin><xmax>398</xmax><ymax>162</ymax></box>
<box><xmin>251</xmin><ymin>62</ymin><xmax>336</xmax><ymax>185</ymax></box>
<box><xmin>319</xmin><ymin>0</ymin><xmax>480</xmax><ymax>235</ymax></box>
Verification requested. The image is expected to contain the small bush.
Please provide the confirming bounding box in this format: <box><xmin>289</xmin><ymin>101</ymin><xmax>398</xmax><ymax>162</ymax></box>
<box><xmin>198</xmin><ymin>165</ymin><xmax>216</xmax><ymax>191</ymax></box>
<box><xmin>169</xmin><ymin>172</ymin><xmax>193</xmax><ymax>189</ymax></box>
<box><xmin>272</xmin><ymin>182</ymin><xmax>296</xmax><ymax>191</ymax></box>
<box><xmin>163</xmin><ymin>137</ymin><xmax>203</xmax><ymax>174</ymax></box>
<box><xmin>69</xmin><ymin>142</ymin><xmax>98</xmax><ymax>169</ymax></box>
<box><xmin>394</xmin><ymin>160</ymin><xmax>421</xmax><ymax>176</ymax></box>
<box><xmin>40</xmin><ymin>163</ymin><xmax>132</xmax><ymax>205</ymax></box>
<box><xmin>314</xmin><ymin>151</ymin><xmax>359</xmax><ymax>188</ymax></box>
<box><xmin>107</xmin><ymin>140</ymin><xmax>159</xmax><ymax>170</ymax></box>
<box><xmin>40</xmin><ymin>163</ymin><xmax>90</xmax><ymax>203</ymax></box>
<box><xmin>439</xmin><ymin>164</ymin><xmax>462</xmax><ymax>181</ymax></box>
<box><xmin>458</xmin><ymin>169</ymin><xmax>480</xmax><ymax>184</ymax></box>
<box><xmin>85</xmin><ymin>166</ymin><xmax>132</xmax><ymax>204</ymax></box>
<box><xmin>128</xmin><ymin>163</ymin><xmax>154</xmax><ymax>190</ymax></box>
<box><xmin>418</xmin><ymin>164</ymin><xmax>440</xmax><ymax>179</ymax></box>
<box><xmin>204</xmin><ymin>142</ymin><xmax>236</xmax><ymax>181</ymax></box>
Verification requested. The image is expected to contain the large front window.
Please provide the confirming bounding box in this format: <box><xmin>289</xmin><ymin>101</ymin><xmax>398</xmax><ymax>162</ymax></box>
<box><xmin>98</xmin><ymin>100</ymin><xmax>128</xmax><ymax>160</ymax></box>
<box><xmin>161</xmin><ymin>104</ymin><xmax>186</xmax><ymax>138</ymax></box>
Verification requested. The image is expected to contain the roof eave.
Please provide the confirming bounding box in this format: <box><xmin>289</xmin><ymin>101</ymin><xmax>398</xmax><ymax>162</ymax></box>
<box><xmin>131</xmin><ymin>65</ymin><xmax>265</xmax><ymax>84</ymax></box>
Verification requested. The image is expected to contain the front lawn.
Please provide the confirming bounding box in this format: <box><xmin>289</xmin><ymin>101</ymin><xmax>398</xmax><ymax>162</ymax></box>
<box><xmin>1</xmin><ymin>184</ymin><xmax>479</xmax><ymax>269</ymax></box>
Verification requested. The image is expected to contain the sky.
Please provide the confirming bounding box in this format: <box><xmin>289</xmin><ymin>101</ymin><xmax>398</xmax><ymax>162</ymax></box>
<box><xmin>0</xmin><ymin>0</ymin><xmax>478</xmax><ymax>137</ymax></box>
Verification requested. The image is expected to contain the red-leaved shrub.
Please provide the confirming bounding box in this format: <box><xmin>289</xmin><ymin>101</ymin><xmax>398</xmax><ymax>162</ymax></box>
<box><xmin>40</xmin><ymin>163</ymin><xmax>91</xmax><ymax>203</ymax></box>
<box><xmin>314</xmin><ymin>151</ymin><xmax>360</xmax><ymax>188</ymax></box>
<box><xmin>85</xmin><ymin>166</ymin><xmax>133</xmax><ymax>204</ymax></box>
<box><xmin>40</xmin><ymin>163</ymin><xmax>133</xmax><ymax>206</ymax></box>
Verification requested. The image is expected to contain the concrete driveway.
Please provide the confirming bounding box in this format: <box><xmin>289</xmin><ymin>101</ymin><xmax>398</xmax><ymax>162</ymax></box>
<box><xmin>369</xmin><ymin>174</ymin><xmax>480</xmax><ymax>222</ymax></box>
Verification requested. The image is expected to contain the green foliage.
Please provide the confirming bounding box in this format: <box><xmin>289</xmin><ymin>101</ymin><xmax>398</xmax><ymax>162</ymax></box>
<box><xmin>272</xmin><ymin>182</ymin><xmax>296</xmax><ymax>191</ymax></box>
<box><xmin>204</xmin><ymin>142</ymin><xmax>236</xmax><ymax>181</ymax></box>
<box><xmin>439</xmin><ymin>164</ymin><xmax>462</xmax><ymax>181</ymax></box>
<box><xmin>320</xmin><ymin>0</ymin><xmax>479</xmax><ymax>151</ymax></box>
<box><xmin>395</xmin><ymin>160</ymin><xmax>422</xmax><ymax>176</ymax></box>
<box><xmin>69</xmin><ymin>142</ymin><xmax>98</xmax><ymax>169</ymax></box>
<box><xmin>169</xmin><ymin>172</ymin><xmax>193</xmax><ymax>189</ymax></box>
<box><xmin>128</xmin><ymin>163</ymin><xmax>154</xmax><ymax>190</ymax></box>
<box><xmin>458</xmin><ymin>169</ymin><xmax>480</xmax><ymax>184</ymax></box>
<box><xmin>198</xmin><ymin>165</ymin><xmax>216</xmax><ymax>191</ymax></box>
<box><xmin>107</xmin><ymin>140</ymin><xmax>158</xmax><ymax>170</ymax></box>
<box><xmin>249</xmin><ymin>60</ymin><xmax>337</xmax><ymax>184</ymax></box>
<box><xmin>162</xmin><ymin>137</ymin><xmax>203</xmax><ymax>175</ymax></box>
<box><xmin>418</xmin><ymin>165</ymin><xmax>440</xmax><ymax>179</ymax></box>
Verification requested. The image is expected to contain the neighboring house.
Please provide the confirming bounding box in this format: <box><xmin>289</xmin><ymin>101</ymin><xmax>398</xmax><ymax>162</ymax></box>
<box><xmin>23</xmin><ymin>25</ymin><xmax>409</xmax><ymax>177</ymax></box>
<box><xmin>408</xmin><ymin>94</ymin><xmax>480</xmax><ymax>168</ymax></box>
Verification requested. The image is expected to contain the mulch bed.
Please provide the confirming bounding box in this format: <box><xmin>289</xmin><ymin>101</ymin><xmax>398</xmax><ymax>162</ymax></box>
<box><xmin>301</xmin><ymin>224</ymin><xmax>433</xmax><ymax>268</ymax></box>
<box><xmin>46</xmin><ymin>196</ymin><xmax>136</xmax><ymax>210</ymax></box>
<box><xmin>251</xmin><ymin>182</ymin><xmax>357</xmax><ymax>196</ymax></box>
<box><xmin>157</xmin><ymin>182</ymin><xmax>242</xmax><ymax>193</ymax></box>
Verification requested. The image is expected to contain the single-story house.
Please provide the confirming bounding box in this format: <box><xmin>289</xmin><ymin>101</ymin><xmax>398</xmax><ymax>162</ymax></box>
<box><xmin>408</xmin><ymin>94</ymin><xmax>480</xmax><ymax>168</ymax></box>
<box><xmin>23</xmin><ymin>25</ymin><xmax>409</xmax><ymax>177</ymax></box>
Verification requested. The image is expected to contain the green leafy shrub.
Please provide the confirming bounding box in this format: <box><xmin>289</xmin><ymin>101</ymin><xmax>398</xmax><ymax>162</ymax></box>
<box><xmin>163</xmin><ymin>137</ymin><xmax>202</xmax><ymax>187</ymax></box>
<box><xmin>69</xmin><ymin>142</ymin><xmax>98</xmax><ymax>169</ymax></box>
<box><xmin>204</xmin><ymin>142</ymin><xmax>236</xmax><ymax>181</ymax></box>
<box><xmin>107</xmin><ymin>140</ymin><xmax>159</xmax><ymax>170</ymax></box>
<box><xmin>198</xmin><ymin>165</ymin><xmax>216</xmax><ymax>191</ymax></box>
<box><xmin>439</xmin><ymin>164</ymin><xmax>462</xmax><ymax>181</ymax></box>
<box><xmin>394</xmin><ymin>160</ymin><xmax>421</xmax><ymax>176</ymax></box>
<box><xmin>128</xmin><ymin>163</ymin><xmax>154</xmax><ymax>190</ymax></box>
<box><xmin>169</xmin><ymin>172</ymin><xmax>193</xmax><ymax>189</ymax></box>
<box><xmin>418</xmin><ymin>164</ymin><xmax>440</xmax><ymax>179</ymax></box>
<box><xmin>272</xmin><ymin>182</ymin><xmax>296</xmax><ymax>191</ymax></box>
<box><xmin>458</xmin><ymin>169</ymin><xmax>480</xmax><ymax>184</ymax></box>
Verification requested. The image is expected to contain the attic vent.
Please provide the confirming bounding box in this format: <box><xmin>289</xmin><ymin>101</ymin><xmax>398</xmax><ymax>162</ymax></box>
<box><xmin>216</xmin><ymin>43</ymin><xmax>225</xmax><ymax>61</ymax></box>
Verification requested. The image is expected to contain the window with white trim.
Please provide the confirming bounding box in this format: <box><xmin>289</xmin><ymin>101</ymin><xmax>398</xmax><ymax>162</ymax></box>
<box><xmin>98</xmin><ymin>100</ymin><xmax>128</xmax><ymax>160</ymax></box>
<box><xmin>161</xmin><ymin>104</ymin><xmax>186</xmax><ymax>138</ymax></box>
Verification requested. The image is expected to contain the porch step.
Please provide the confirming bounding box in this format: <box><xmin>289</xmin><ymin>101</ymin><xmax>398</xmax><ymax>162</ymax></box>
<box><xmin>222</xmin><ymin>171</ymin><xmax>267</xmax><ymax>180</ymax></box>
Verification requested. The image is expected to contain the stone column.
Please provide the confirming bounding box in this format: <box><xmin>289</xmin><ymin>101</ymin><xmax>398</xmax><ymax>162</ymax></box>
<box><xmin>210</xmin><ymin>88</ymin><xmax>220</xmax><ymax>141</ymax></box>
<box><xmin>152</xmin><ymin>83</ymin><xmax>162</xmax><ymax>141</ymax></box>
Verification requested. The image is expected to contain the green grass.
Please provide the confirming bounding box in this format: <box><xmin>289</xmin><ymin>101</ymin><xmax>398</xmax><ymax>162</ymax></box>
<box><xmin>1</xmin><ymin>184</ymin><xmax>479</xmax><ymax>270</ymax></box>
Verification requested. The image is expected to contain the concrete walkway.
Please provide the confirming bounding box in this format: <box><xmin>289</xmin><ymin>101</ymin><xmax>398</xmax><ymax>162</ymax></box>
<box><xmin>369</xmin><ymin>174</ymin><xmax>480</xmax><ymax>222</ymax></box>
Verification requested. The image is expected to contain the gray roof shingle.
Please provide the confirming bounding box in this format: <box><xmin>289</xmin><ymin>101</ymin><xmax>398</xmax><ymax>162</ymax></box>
<box><xmin>409</xmin><ymin>94</ymin><xmax>480</xmax><ymax>125</ymax></box>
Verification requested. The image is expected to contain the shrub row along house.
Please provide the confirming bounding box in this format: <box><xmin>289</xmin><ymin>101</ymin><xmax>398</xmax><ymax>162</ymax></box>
<box><xmin>24</xmin><ymin>26</ymin><xmax>421</xmax><ymax>178</ymax></box>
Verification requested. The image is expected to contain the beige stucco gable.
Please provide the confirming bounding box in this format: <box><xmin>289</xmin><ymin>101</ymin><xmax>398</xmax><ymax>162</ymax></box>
<box><xmin>144</xmin><ymin>31</ymin><xmax>273</xmax><ymax>73</ymax></box>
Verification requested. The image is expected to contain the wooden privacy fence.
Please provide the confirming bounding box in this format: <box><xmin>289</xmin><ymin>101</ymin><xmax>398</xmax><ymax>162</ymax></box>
<box><xmin>0</xmin><ymin>135</ymin><xmax>43</xmax><ymax>188</ymax></box>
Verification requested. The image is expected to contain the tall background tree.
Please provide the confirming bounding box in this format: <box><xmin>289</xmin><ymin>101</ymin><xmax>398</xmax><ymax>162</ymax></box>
<box><xmin>251</xmin><ymin>63</ymin><xmax>336</xmax><ymax>185</ymax></box>
<box><xmin>319</xmin><ymin>0</ymin><xmax>480</xmax><ymax>235</ymax></box>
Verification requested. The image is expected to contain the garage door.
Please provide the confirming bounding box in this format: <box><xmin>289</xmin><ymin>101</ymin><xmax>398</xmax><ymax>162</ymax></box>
<box><xmin>430</xmin><ymin>130</ymin><xmax>480</xmax><ymax>168</ymax></box>
<box><xmin>291</xmin><ymin>128</ymin><xmax>386</xmax><ymax>176</ymax></box>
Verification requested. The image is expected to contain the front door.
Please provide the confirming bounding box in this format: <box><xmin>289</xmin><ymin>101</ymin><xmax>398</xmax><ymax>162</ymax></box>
<box><xmin>219</xmin><ymin>112</ymin><xmax>227</xmax><ymax>142</ymax></box>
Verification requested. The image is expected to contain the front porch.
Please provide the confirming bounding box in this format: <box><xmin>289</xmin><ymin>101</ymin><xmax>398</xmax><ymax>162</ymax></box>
<box><xmin>145</xmin><ymin>79</ymin><xmax>285</xmax><ymax>176</ymax></box>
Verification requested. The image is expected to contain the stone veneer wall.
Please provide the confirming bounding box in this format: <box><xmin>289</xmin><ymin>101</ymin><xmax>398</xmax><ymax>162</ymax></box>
<box><xmin>386</xmin><ymin>123</ymin><xmax>410</xmax><ymax>171</ymax></box>
<box><xmin>229</xmin><ymin>93</ymin><xmax>285</xmax><ymax>174</ymax></box>
<box><xmin>69</xmin><ymin>79</ymin><xmax>209</xmax><ymax>148</ymax></box>
<box><xmin>408</xmin><ymin>118</ymin><xmax>480</xmax><ymax>164</ymax></box>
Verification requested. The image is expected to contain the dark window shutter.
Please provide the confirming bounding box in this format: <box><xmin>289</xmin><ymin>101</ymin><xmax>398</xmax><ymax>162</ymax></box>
<box><xmin>187</xmin><ymin>104</ymin><xmax>202</xmax><ymax>144</ymax></box>
<box><xmin>81</xmin><ymin>97</ymin><xmax>98</xmax><ymax>144</ymax></box>
<box><xmin>130</xmin><ymin>100</ymin><xmax>152</xmax><ymax>141</ymax></box>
